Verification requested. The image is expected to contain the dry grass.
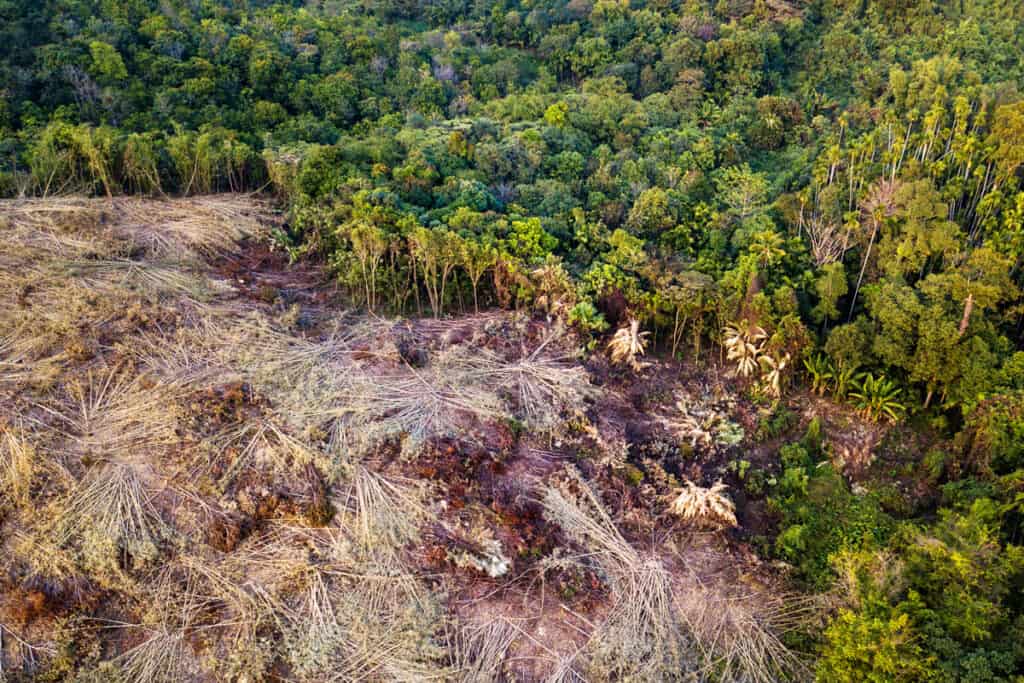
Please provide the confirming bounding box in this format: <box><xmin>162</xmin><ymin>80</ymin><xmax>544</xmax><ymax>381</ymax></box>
<box><xmin>0</xmin><ymin>194</ymin><xmax>273</xmax><ymax>261</ymax></box>
<box><xmin>283</xmin><ymin>568</ymin><xmax>446</xmax><ymax>682</ymax></box>
<box><xmin>0</xmin><ymin>427</ymin><xmax>36</xmax><ymax>510</ymax></box>
<box><xmin>55</xmin><ymin>258</ymin><xmax>229</xmax><ymax>300</ymax></box>
<box><xmin>0</xmin><ymin>196</ymin><xmax>272</xmax><ymax>391</ymax></box>
<box><xmin>5</xmin><ymin>526</ymin><xmax>81</xmax><ymax>591</ymax></box>
<box><xmin>335</xmin><ymin>351</ymin><xmax>504</xmax><ymax>455</ymax></box>
<box><xmin>0</xmin><ymin>197</ymin><xmax>268</xmax><ymax>405</ymax></box>
<box><xmin>468</xmin><ymin>334</ymin><xmax>592</xmax><ymax>431</ymax></box>
<box><xmin>103</xmin><ymin>194</ymin><xmax>272</xmax><ymax>259</ymax></box>
<box><xmin>175</xmin><ymin>553</ymin><xmax>283</xmax><ymax>679</ymax></box>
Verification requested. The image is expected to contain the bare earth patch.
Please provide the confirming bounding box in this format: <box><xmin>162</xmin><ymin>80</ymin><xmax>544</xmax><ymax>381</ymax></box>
<box><xmin>0</xmin><ymin>195</ymin><xmax>817</xmax><ymax>682</ymax></box>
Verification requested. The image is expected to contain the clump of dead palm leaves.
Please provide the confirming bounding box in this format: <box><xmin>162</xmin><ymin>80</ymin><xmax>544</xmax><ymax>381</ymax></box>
<box><xmin>608</xmin><ymin>318</ymin><xmax>649</xmax><ymax>370</ymax></box>
<box><xmin>723</xmin><ymin>322</ymin><xmax>767</xmax><ymax>377</ymax></box>
<box><xmin>759</xmin><ymin>351</ymin><xmax>792</xmax><ymax>398</ymax></box>
<box><xmin>51</xmin><ymin>460</ymin><xmax>166</xmax><ymax>576</ymax></box>
<box><xmin>668</xmin><ymin>480</ymin><xmax>737</xmax><ymax>528</ymax></box>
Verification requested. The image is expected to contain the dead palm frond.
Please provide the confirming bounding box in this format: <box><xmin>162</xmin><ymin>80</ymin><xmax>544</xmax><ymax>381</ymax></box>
<box><xmin>214</xmin><ymin>523</ymin><xmax>445</xmax><ymax>683</ymax></box>
<box><xmin>110</xmin><ymin>194</ymin><xmax>272</xmax><ymax>259</ymax></box>
<box><xmin>99</xmin><ymin>623</ymin><xmax>196</xmax><ymax>683</ymax></box>
<box><xmin>334</xmin><ymin>466</ymin><xmax>429</xmax><ymax>563</ymax></box>
<box><xmin>542</xmin><ymin>469</ymin><xmax>693</xmax><ymax>679</ymax></box>
<box><xmin>608</xmin><ymin>319</ymin><xmax>649</xmax><ymax>370</ymax></box>
<box><xmin>56</xmin><ymin>258</ymin><xmax>228</xmax><ymax>300</ymax></box>
<box><xmin>670</xmin><ymin>411</ymin><xmax>714</xmax><ymax>447</ymax></box>
<box><xmin>0</xmin><ymin>194</ymin><xmax>272</xmax><ymax>262</ymax></box>
<box><xmin>464</xmin><ymin>333</ymin><xmax>592</xmax><ymax>430</ymax></box>
<box><xmin>205</xmin><ymin>419</ymin><xmax>324</xmax><ymax>489</ymax></box>
<box><xmin>447</xmin><ymin>619</ymin><xmax>517</xmax><ymax>683</ymax></box>
<box><xmin>176</xmin><ymin>553</ymin><xmax>284</xmax><ymax>679</ymax></box>
<box><xmin>43</xmin><ymin>364</ymin><xmax>180</xmax><ymax>462</ymax></box>
<box><xmin>53</xmin><ymin>461</ymin><xmax>165</xmax><ymax>571</ymax></box>
<box><xmin>669</xmin><ymin>480</ymin><xmax>737</xmax><ymax>528</ymax></box>
<box><xmin>328</xmin><ymin>341</ymin><xmax>590</xmax><ymax>458</ymax></box>
<box><xmin>676</xmin><ymin>587</ymin><xmax>815</xmax><ymax>683</ymax></box>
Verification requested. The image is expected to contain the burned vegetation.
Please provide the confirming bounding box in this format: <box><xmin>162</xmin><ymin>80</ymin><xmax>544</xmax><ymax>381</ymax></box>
<box><xmin>0</xmin><ymin>196</ymin><xmax>815</xmax><ymax>682</ymax></box>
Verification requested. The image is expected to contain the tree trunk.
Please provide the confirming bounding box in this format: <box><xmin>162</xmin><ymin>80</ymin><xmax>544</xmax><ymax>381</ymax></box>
<box><xmin>958</xmin><ymin>293</ymin><xmax>974</xmax><ymax>337</ymax></box>
<box><xmin>848</xmin><ymin>220</ymin><xmax>878</xmax><ymax>322</ymax></box>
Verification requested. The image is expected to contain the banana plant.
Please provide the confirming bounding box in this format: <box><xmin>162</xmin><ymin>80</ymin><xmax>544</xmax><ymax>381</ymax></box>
<box><xmin>832</xmin><ymin>364</ymin><xmax>857</xmax><ymax>400</ymax></box>
<box><xmin>802</xmin><ymin>353</ymin><xmax>834</xmax><ymax>395</ymax></box>
<box><xmin>849</xmin><ymin>373</ymin><xmax>906</xmax><ymax>423</ymax></box>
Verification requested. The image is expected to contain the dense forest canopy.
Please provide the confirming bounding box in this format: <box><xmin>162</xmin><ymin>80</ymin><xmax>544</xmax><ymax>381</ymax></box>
<box><xmin>2</xmin><ymin>0</ymin><xmax>1024</xmax><ymax>679</ymax></box>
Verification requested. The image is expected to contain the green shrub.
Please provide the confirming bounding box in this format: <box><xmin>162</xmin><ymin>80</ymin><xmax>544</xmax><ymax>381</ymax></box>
<box><xmin>770</xmin><ymin>462</ymin><xmax>894</xmax><ymax>588</ymax></box>
<box><xmin>755</xmin><ymin>403</ymin><xmax>798</xmax><ymax>441</ymax></box>
<box><xmin>818</xmin><ymin>605</ymin><xmax>936</xmax><ymax>683</ymax></box>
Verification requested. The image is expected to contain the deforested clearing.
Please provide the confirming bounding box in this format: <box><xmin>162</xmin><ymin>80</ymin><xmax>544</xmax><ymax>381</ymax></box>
<box><xmin>0</xmin><ymin>195</ymin><xmax>824</xmax><ymax>681</ymax></box>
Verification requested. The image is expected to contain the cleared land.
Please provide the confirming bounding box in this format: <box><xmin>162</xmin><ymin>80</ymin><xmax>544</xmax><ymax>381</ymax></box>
<box><xmin>0</xmin><ymin>196</ymin><xmax>818</xmax><ymax>682</ymax></box>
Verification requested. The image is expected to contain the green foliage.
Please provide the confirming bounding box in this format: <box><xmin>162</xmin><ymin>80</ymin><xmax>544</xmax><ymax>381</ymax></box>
<box><xmin>818</xmin><ymin>606</ymin><xmax>937</xmax><ymax>683</ymax></box>
<box><xmin>771</xmin><ymin>462</ymin><xmax>895</xmax><ymax>589</ymax></box>
<box><xmin>957</xmin><ymin>392</ymin><xmax>1024</xmax><ymax>476</ymax></box>
<box><xmin>755</xmin><ymin>403</ymin><xmax>798</xmax><ymax>442</ymax></box>
<box><xmin>803</xmin><ymin>354</ymin><xmax>834</xmax><ymax>396</ymax></box>
<box><xmin>821</xmin><ymin>500</ymin><xmax>1024</xmax><ymax>683</ymax></box>
<box><xmin>771</xmin><ymin>417</ymin><xmax>896</xmax><ymax>588</ymax></box>
<box><xmin>88</xmin><ymin>41</ymin><xmax>127</xmax><ymax>83</ymax></box>
<box><xmin>567</xmin><ymin>300</ymin><xmax>609</xmax><ymax>341</ymax></box>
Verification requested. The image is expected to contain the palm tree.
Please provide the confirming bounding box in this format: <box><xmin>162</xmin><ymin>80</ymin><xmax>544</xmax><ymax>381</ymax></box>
<box><xmin>750</xmin><ymin>229</ymin><xmax>787</xmax><ymax>268</ymax></box>
<box><xmin>848</xmin><ymin>179</ymin><xmax>900</xmax><ymax>320</ymax></box>
<box><xmin>723</xmin><ymin>322</ymin><xmax>767</xmax><ymax>377</ymax></box>
<box><xmin>760</xmin><ymin>351</ymin><xmax>791</xmax><ymax>398</ymax></box>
